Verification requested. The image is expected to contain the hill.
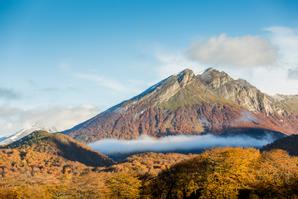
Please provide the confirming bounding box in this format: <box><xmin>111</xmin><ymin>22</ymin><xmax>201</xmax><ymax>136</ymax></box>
<box><xmin>0</xmin><ymin>125</ymin><xmax>57</xmax><ymax>146</ymax></box>
<box><xmin>0</xmin><ymin>130</ymin><xmax>113</xmax><ymax>179</ymax></box>
<box><xmin>262</xmin><ymin>135</ymin><xmax>298</xmax><ymax>156</ymax></box>
<box><xmin>145</xmin><ymin>148</ymin><xmax>298</xmax><ymax>198</ymax></box>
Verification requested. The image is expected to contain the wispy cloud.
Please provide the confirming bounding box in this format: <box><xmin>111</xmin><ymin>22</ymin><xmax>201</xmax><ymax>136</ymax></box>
<box><xmin>288</xmin><ymin>67</ymin><xmax>298</xmax><ymax>80</ymax></box>
<box><xmin>265</xmin><ymin>26</ymin><xmax>298</xmax><ymax>66</ymax></box>
<box><xmin>57</xmin><ymin>58</ymin><xmax>72</xmax><ymax>71</ymax></box>
<box><xmin>0</xmin><ymin>104</ymin><xmax>100</xmax><ymax>136</ymax></box>
<box><xmin>154</xmin><ymin>49</ymin><xmax>205</xmax><ymax>78</ymax></box>
<box><xmin>75</xmin><ymin>73</ymin><xmax>127</xmax><ymax>92</ymax></box>
<box><xmin>74</xmin><ymin>73</ymin><xmax>147</xmax><ymax>95</ymax></box>
<box><xmin>0</xmin><ymin>88</ymin><xmax>20</xmax><ymax>100</ymax></box>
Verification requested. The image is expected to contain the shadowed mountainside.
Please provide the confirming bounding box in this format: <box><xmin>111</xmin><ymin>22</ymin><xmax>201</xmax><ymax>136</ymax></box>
<box><xmin>262</xmin><ymin>135</ymin><xmax>298</xmax><ymax>156</ymax></box>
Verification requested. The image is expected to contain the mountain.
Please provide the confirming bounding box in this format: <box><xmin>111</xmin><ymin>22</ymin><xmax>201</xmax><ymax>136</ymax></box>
<box><xmin>0</xmin><ymin>124</ymin><xmax>58</xmax><ymax>146</ymax></box>
<box><xmin>0</xmin><ymin>136</ymin><xmax>6</xmax><ymax>142</ymax></box>
<box><xmin>262</xmin><ymin>135</ymin><xmax>298</xmax><ymax>156</ymax></box>
<box><xmin>3</xmin><ymin>131</ymin><xmax>114</xmax><ymax>167</ymax></box>
<box><xmin>65</xmin><ymin>68</ymin><xmax>298</xmax><ymax>143</ymax></box>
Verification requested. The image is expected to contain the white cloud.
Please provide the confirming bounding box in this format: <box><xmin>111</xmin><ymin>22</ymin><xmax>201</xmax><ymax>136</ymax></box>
<box><xmin>265</xmin><ymin>26</ymin><xmax>298</xmax><ymax>81</ymax></box>
<box><xmin>74</xmin><ymin>73</ymin><xmax>147</xmax><ymax>96</ymax></box>
<box><xmin>58</xmin><ymin>58</ymin><xmax>72</xmax><ymax>71</ymax></box>
<box><xmin>243</xmin><ymin>67</ymin><xmax>298</xmax><ymax>95</ymax></box>
<box><xmin>89</xmin><ymin>134</ymin><xmax>275</xmax><ymax>154</ymax></box>
<box><xmin>154</xmin><ymin>27</ymin><xmax>298</xmax><ymax>95</ymax></box>
<box><xmin>288</xmin><ymin>67</ymin><xmax>298</xmax><ymax>80</ymax></box>
<box><xmin>0</xmin><ymin>104</ymin><xmax>99</xmax><ymax>136</ymax></box>
<box><xmin>265</xmin><ymin>26</ymin><xmax>298</xmax><ymax>65</ymax></box>
<box><xmin>75</xmin><ymin>73</ymin><xmax>129</xmax><ymax>92</ymax></box>
<box><xmin>187</xmin><ymin>34</ymin><xmax>278</xmax><ymax>67</ymax></box>
<box><xmin>154</xmin><ymin>50</ymin><xmax>205</xmax><ymax>78</ymax></box>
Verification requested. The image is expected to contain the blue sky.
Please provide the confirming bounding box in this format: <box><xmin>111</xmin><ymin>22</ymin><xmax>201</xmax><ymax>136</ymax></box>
<box><xmin>1</xmin><ymin>0</ymin><xmax>298</xmax><ymax>135</ymax></box>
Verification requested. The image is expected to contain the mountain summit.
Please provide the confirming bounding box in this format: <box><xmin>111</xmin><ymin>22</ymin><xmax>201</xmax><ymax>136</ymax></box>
<box><xmin>65</xmin><ymin>68</ymin><xmax>298</xmax><ymax>143</ymax></box>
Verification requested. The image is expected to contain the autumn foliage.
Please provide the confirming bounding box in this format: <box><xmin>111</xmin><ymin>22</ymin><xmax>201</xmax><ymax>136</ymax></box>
<box><xmin>0</xmin><ymin>147</ymin><xmax>297</xmax><ymax>198</ymax></box>
<box><xmin>145</xmin><ymin>148</ymin><xmax>298</xmax><ymax>199</ymax></box>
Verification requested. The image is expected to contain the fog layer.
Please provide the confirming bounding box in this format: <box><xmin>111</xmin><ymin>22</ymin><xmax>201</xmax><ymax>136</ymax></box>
<box><xmin>89</xmin><ymin>134</ymin><xmax>275</xmax><ymax>154</ymax></box>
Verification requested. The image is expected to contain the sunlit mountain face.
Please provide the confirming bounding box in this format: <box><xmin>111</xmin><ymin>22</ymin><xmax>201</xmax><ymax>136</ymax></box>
<box><xmin>65</xmin><ymin>68</ymin><xmax>298</xmax><ymax>144</ymax></box>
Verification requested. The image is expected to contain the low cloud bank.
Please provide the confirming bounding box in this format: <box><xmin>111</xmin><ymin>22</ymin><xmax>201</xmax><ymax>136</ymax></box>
<box><xmin>89</xmin><ymin>134</ymin><xmax>275</xmax><ymax>154</ymax></box>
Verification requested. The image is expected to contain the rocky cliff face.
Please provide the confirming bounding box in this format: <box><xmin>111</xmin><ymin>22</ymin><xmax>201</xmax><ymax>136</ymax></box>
<box><xmin>200</xmin><ymin>68</ymin><xmax>286</xmax><ymax>116</ymax></box>
<box><xmin>65</xmin><ymin>68</ymin><xmax>298</xmax><ymax>143</ymax></box>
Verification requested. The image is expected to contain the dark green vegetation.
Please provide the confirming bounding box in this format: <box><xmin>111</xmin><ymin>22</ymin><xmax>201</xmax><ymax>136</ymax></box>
<box><xmin>262</xmin><ymin>134</ymin><xmax>298</xmax><ymax>156</ymax></box>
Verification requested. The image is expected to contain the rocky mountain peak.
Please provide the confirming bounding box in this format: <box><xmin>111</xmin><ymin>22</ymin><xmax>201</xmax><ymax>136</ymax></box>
<box><xmin>200</xmin><ymin>68</ymin><xmax>233</xmax><ymax>89</ymax></box>
<box><xmin>177</xmin><ymin>68</ymin><xmax>196</xmax><ymax>86</ymax></box>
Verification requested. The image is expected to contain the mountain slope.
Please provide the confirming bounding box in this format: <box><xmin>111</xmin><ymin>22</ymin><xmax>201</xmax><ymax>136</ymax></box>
<box><xmin>262</xmin><ymin>135</ymin><xmax>298</xmax><ymax>156</ymax></box>
<box><xmin>5</xmin><ymin>131</ymin><xmax>114</xmax><ymax>167</ymax></box>
<box><xmin>65</xmin><ymin>68</ymin><xmax>298</xmax><ymax>143</ymax></box>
